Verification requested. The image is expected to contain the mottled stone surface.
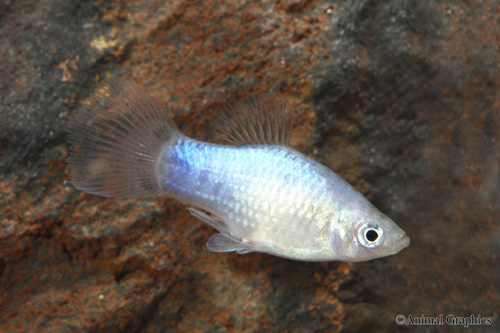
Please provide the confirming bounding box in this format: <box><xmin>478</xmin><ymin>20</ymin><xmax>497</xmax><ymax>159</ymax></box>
<box><xmin>1</xmin><ymin>0</ymin><xmax>499</xmax><ymax>331</ymax></box>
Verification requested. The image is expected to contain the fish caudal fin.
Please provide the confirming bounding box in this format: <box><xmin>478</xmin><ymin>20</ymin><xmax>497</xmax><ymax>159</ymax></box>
<box><xmin>68</xmin><ymin>78</ymin><xmax>182</xmax><ymax>198</ymax></box>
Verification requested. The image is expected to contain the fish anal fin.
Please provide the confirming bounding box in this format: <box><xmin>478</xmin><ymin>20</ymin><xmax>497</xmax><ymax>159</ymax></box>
<box><xmin>206</xmin><ymin>233</ymin><xmax>254</xmax><ymax>254</ymax></box>
<box><xmin>188</xmin><ymin>207</ymin><xmax>229</xmax><ymax>234</ymax></box>
<box><xmin>214</xmin><ymin>94</ymin><xmax>292</xmax><ymax>145</ymax></box>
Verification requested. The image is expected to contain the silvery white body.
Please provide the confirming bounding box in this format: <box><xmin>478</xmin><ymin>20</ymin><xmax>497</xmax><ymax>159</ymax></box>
<box><xmin>68</xmin><ymin>79</ymin><xmax>409</xmax><ymax>262</ymax></box>
<box><xmin>160</xmin><ymin>138</ymin><xmax>340</xmax><ymax>260</ymax></box>
<box><xmin>158</xmin><ymin>138</ymin><xmax>407</xmax><ymax>261</ymax></box>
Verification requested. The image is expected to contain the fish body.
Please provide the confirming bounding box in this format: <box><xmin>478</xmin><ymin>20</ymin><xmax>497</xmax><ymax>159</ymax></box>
<box><xmin>69</xmin><ymin>79</ymin><xmax>409</xmax><ymax>262</ymax></box>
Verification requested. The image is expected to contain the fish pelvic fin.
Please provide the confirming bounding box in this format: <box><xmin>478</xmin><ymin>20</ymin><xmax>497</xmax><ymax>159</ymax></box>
<box><xmin>206</xmin><ymin>233</ymin><xmax>254</xmax><ymax>254</ymax></box>
<box><xmin>213</xmin><ymin>94</ymin><xmax>293</xmax><ymax>145</ymax></box>
<box><xmin>68</xmin><ymin>78</ymin><xmax>182</xmax><ymax>198</ymax></box>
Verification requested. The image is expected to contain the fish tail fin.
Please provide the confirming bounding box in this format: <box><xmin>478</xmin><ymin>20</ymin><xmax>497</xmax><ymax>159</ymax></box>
<box><xmin>68</xmin><ymin>78</ymin><xmax>182</xmax><ymax>198</ymax></box>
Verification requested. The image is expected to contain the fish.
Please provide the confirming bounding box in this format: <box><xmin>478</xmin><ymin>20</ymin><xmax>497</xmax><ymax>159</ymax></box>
<box><xmin>68</xmin><ymin>78</ymin><xmax>410</xmax><ymax>262</ymax></box>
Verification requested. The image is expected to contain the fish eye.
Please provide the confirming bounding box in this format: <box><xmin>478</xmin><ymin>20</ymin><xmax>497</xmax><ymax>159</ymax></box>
<box><xmin>358</xmin><ymin>223</ymin><xmax>384</xmax><ymax>248</ymax></box>
<box><xmin>366</xmin><ymin>229</ymin><xmax>378</xmax><ymax>241</ymax></box>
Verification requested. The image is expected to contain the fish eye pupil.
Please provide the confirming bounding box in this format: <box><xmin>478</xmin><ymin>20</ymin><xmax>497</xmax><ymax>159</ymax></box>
<box><xmin>366</xmin><ymin>229</ymin><xmax>378</xmax><ymax>242</ymax></box>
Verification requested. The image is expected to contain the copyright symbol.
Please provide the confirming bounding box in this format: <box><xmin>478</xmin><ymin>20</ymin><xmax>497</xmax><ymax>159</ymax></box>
<box><xmin>395</xmin><ymin>314</ymin><xmax>406</xmax><ymax>325</ymax></box>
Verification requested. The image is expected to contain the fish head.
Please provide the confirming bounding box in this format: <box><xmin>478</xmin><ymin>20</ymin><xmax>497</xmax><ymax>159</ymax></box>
<box><xmin>329</xmin><ymin>203</ymin><xmax>410</xmax><ymax>262</ymax></box>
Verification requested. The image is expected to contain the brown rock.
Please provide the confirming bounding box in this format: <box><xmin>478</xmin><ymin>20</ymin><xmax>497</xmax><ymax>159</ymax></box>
<box><xmin>0</xmin><ymin>0</ymin><xmax>498</xmax><ymax>331</ymax></box>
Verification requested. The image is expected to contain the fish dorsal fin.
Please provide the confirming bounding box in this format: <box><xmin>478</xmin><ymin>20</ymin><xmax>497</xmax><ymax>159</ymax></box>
<box><xmin>214</xmin><ymin>94</ymin><xmax>292</xmax><ymax>145</ymax></box>
<box><xmin>206</xmin><ymin>233</ymin><xmax>254</xmax><ymax>254</ymax></box>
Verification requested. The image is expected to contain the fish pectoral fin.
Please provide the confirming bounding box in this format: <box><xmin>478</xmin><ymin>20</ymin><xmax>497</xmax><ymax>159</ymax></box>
<box><xmin>206</xmin><ymin>233</ymin><xmax>254</xmax><ymax>254</ymax></box>
<box><xmin>187</xmin><ymin>207</ymin><xmax>229</xmax><ymax>234</ymax></box>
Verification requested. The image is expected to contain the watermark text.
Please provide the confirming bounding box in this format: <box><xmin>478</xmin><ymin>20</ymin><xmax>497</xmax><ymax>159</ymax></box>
<box><xmin>395</xmin><ymin>314</ymin><xmax>493</xmax><ymax>328</ymax></box>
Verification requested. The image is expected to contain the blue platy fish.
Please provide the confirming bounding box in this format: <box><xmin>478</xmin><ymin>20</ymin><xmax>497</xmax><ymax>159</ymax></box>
<box><xmin>68</xmin><ymin>79</ymin><xmax>409</xmax><ymax>262</ymax></box>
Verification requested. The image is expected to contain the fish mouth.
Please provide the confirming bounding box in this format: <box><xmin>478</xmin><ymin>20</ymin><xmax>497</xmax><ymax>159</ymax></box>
<box><xmin>399</xmin><ymin>234</ymin><xmax>410</xmax><ymax>250</ymax></box>
<box><xmin>388</xmin><ymin>233</ymin><xmax>410</xmax><ymax>255</ymax></box>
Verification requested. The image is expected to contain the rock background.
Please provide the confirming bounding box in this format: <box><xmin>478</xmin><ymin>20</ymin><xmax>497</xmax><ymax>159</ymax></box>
<box><xmin>1</xmin><ymin>0</ymin><xmax>499</xmax><ymax>331</ymax></box>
